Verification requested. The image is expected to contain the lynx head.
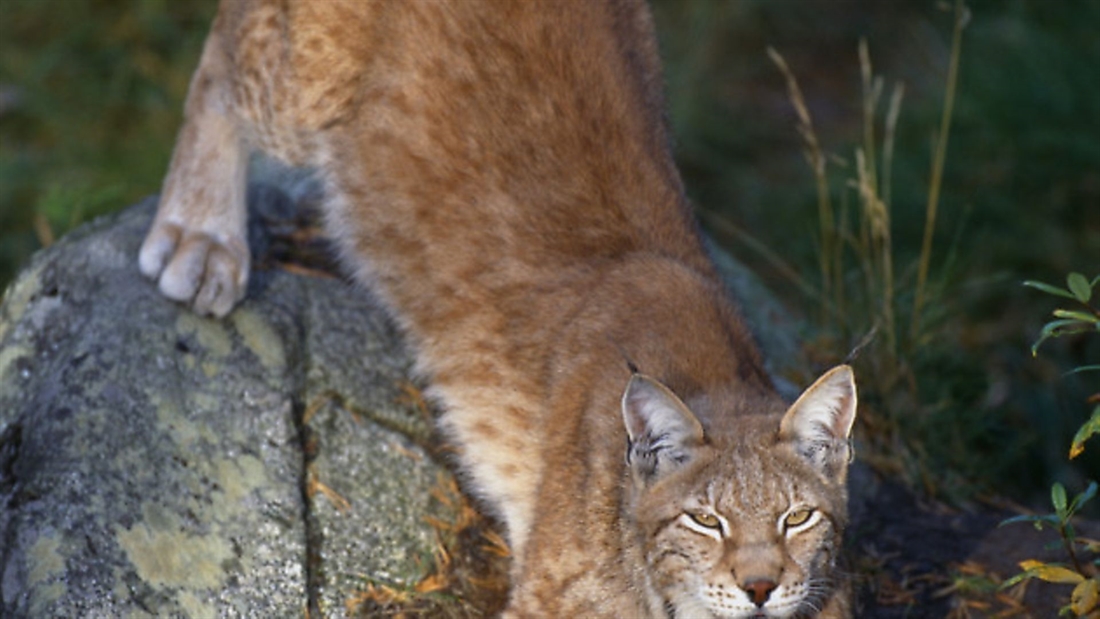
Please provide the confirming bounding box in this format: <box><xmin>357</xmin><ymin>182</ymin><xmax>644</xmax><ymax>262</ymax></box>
<box><xmin>621</xmin><ymin>366</ymin><xmax>857</xmax><ymax>618</ymax></box>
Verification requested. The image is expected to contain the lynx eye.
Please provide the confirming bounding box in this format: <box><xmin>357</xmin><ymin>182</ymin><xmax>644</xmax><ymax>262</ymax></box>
<box><xmin>688</xmin><ymin>512</ymin><xmax>722</xmax><ymax>530</ymax></box>
<box><xmin>783</xmin><ymin>508</ymin><xmax>815</xmax><ymax>530</ymax></box>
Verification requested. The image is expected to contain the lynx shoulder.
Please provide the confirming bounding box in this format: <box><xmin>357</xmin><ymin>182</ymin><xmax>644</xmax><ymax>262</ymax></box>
<box><xmin>138</xmin><ymin>1</ymin><xmax>858</xmax><ymax>616</ymax></box>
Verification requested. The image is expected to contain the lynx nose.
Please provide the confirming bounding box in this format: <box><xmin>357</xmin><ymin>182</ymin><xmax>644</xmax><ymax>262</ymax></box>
<box><xmin>744</xmin><ymin>579</ymin><xmax>777</xmax><ymax>607</ymax></box>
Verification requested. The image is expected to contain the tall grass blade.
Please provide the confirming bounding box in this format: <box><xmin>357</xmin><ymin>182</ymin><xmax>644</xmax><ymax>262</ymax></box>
<box><xmin>882</xmin><ymin>83</ymin><xmax>905</xmax><ymax>213</ymax></box>
<box><xmin>912</xmin><ymin>0</ymin><xmax>969</xmax><ymax>337</ymax></box>
<box><xmin>768</xmin><ymin>47</ymin><xmax>835</xmax><ymax>318</ymax></box>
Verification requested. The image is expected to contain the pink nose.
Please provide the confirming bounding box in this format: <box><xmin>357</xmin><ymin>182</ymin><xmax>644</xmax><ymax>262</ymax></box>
<box><xmin>744</xmin><ymin>579</ymin><xmax>777</xmax><ymax>607</ymax></box>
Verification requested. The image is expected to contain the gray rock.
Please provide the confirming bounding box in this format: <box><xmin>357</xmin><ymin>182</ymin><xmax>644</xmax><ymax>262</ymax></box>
<box><xmin>0</xmin><ymin>192</ymin><xmax>804</xmax><ymax>618</ymax></box>
<box><xmin>0</xmin><ymin>197</ymin><xmax>446</xmax><ymax>618</ymax></box>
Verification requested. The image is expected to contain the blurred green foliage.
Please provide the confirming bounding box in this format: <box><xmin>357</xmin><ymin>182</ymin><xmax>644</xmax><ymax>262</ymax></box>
<box><xmin>1</xmin><ymin>0</ymin><xmax>1097</xmax><ymax>507</ymax></box>
<box><xmin>0</xmin><ymin>0</ymin><xmax>216</xmax><ymax>284</ymax></box>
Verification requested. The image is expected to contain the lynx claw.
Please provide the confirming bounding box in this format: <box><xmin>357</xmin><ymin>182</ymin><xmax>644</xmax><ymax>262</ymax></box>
<box><xmin>139</xmin><ymin>221</ymin><xmax>248</xmax><ymax>318</ymax></box>
<box><xmin>192</xmin><ymin>239</ymin><xmax>248</xmax><ymax>317</ymax></box>
<box><xmin>138</xmin><ymin>221</ymin><xmax>182</xmax><ymax>280</ymax></box>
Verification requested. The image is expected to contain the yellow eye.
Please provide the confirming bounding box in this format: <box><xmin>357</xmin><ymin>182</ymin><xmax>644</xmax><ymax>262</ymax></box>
<box><xmin>689</xmin><ymin>512</ymin><xmax>721</xmax><ymax>529</ymax></box>
<box><xmin>784</xmin><ymin>509</ymin><xmax>814</xmax><ymax>529</ymax></box>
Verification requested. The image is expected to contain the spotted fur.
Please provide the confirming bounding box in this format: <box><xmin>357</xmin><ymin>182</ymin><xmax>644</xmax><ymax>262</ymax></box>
<box><xmin>139</xmin><ymin>1</ymin><xmax>857</xmax><ymax>616</ymax></box>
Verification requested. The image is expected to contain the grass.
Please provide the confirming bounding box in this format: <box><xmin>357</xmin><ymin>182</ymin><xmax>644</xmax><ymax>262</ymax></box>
<box><xmin>761</xmin><ymin>0</ymin><xmax>974</xmax><ymax>498</ymax></box>
<box><xmin>653</xmin><ymin>0</ymin><xmax>1099</xmax><ymax>504</ymax></box>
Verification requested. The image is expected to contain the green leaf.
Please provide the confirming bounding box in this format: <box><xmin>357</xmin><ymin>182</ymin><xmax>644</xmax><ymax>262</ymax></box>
<box><xmin>1001</xmin><ymin>512</ymin><xmax>1061</xmax><ymax>528</ymax></box>
<box><xmin>1033</xmin><ymin>319</ymin><xmax>1091</xmax><ymax>356</ymax></box>
<box><xmin>1067</xmin><ymin>365</ymin><xmax>1100</xmax><ymax>375</ymax></box>
<box><xmin>1067</xmin><ymin>272</ymin><xmax>1092</xmax><ymax>303</ymax></box>
<box><xmin>1001</xmin><ymin>513</ymin><xmax>1041</xmax><ymax>527</ymax></box>
<box><xmin>1069</xmin><ymin>482</ymin><xmax>1099</xmax><ymax>513</ymax></box>
<box><xmin>1052</xmin><ymin>309</ymin><xmax>1100</xmax><ymax>325</ymax></box>
<box><xmin>1069</xmin><ymin>406</ymin><xmax>1100</xmax><ymax>459</ymax></box>
<box><xmin>1024</xmin><ymin>280</ymin><xmax>1078</xmax><ymax>300</ymax></box>
<box><xmin>1002</xmin><ymin>571</ymin><xmax>1032</xmax><ymax>589</ymax></box>
<box><xmin>1053</xmin><ymin>482</ymin><xmax>1069</xmax><ymax>516</ymax></box>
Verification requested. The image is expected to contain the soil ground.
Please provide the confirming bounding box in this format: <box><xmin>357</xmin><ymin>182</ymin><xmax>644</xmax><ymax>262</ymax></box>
<box><xmin>848</xmin><ymin>467</ymin><xmax>1099</xmax><ymax>618</ymax></box>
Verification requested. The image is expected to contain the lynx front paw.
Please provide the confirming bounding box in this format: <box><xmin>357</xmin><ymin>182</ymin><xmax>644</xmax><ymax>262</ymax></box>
<box><xmin>139</xmin><ymin>220</ymin><xmax>249</xmax><ymax>318</ymax></box>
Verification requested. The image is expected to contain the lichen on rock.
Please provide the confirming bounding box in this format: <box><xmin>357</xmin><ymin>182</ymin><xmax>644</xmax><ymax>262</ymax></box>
<box><xmin>0</xmin><ymin>195</ymin><xmax>453</xmax><ymax>618</ymax></box>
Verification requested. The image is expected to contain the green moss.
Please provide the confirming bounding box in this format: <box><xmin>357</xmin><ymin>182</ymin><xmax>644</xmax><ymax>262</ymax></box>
<box><xmin>178</xmin><ymin>591</ymin><xmax>218</xmax><ymax>618</ymax></box>
<box><xmin>27</xmin><ymin>532</ymin><xmax>66</xmax><ymax>588</ymax></box>
<box><xmin>116</xmin><ymin>504</ymin><xmax>233</xmax><ymax>590</ymax></box>
<box><xmin>151</xmin><ymin>392</ymin><xmax>200</xmax><ymax>448</ymax></box>
<box><xmin>231</xmin><ymin>309</ymin><xmax>287</xmax><ymax>372</ymax></box>
<box><xmin>28</xmin><ymin>582</ymin><xmax>67</xmax><ymax>617</ymax></box>
<box><xmin>215</xmin><ymin>454</ymin><xmax>267</xmax><ymax>505</ymax></box>
<box><xmin>176</xmin><ymin>312</ymin><xmax>232</xmax><ymax>359</ymax></box>
<box><xmin>0</xmin><ymin>261</ymin><xmax>44</xmax><ymax>333</ymax></box>
<box><xmin>0</xmin><ymin>342</ymin><xmax>29</xmax><ymax>384</ymax></box>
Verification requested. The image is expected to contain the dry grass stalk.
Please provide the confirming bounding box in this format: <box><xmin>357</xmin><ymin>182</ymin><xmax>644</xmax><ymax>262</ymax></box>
<box><xmin>882</xmin><ymin>83</ymin><xmax>906</xmax><ymax>214</ymax></box>
<box><xmin>859</xmin><ymin>39</ymin><xmax>883</xmax><ymax>203</ymax></box>
<box><xmin>857</xmin><ymin>39</ymin><xmax>897</xmax><ymax>357</ymax></box>
<box><xmin>32</xmin><ymin>213</ymin><xmax>54</xmax><ymax>247</ymax></box>
<box><xmin>913</xmin><ymin>0</ymin><xmax>969</xmax><ymax>336</ymax></box>
<box><xmin>767</xmin><ymin>46</ymin><xmax>836</xmax><ymax>311</ymax></box>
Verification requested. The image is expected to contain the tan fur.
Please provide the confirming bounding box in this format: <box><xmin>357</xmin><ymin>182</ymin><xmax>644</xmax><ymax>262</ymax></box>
<box><xmin>139</xmin><ymin>1</ymin><xmax>858</xmax><ymax>616</ymax></box>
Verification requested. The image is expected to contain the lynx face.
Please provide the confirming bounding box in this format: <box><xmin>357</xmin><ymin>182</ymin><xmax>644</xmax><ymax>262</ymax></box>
<box><xmin>622</xmin><ymin>368</ymin><xmax>855</xmax><ymax>618</ymax></box>
<box><xmin>639</xmin><ymin>449</ymin><xmax>844</xmax><ymax>618</ymax></box>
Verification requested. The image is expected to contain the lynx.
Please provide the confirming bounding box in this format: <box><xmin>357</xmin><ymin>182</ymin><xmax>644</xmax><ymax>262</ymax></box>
<box><xmin>138</xmin><ymin>1</ymin><xmax>858</xmax><ymax>616</ymax></box>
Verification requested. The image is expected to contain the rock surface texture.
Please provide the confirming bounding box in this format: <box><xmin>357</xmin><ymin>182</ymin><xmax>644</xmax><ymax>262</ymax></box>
<box><xmin>0</xmin><ymin>196</ymin><xmax>448</xmax><ymax>617</ymax></box>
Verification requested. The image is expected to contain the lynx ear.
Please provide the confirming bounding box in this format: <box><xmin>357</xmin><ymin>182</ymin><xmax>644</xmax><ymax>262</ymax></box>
<box><xmin>779</xmin><ymin>365</ymin><xmax>857</xmax><ymax>478</ymax></box>
<box><xmin>622</xmin><ymin>374</ymin><xmax>705</xmax><ymax>483</ymax></box>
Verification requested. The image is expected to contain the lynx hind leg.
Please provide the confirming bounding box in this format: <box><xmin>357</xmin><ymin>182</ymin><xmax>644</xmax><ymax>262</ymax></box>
<box><xmin>139</xmin><ymin>30</ymin><xmax>249</xmax><ymax>318</ymax></box>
